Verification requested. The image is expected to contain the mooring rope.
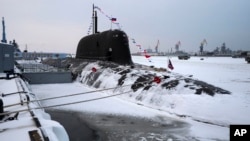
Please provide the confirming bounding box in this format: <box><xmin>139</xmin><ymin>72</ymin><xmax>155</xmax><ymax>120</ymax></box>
<box><xmin>3</xmin><ymin>83</ymin><xmax>132</xmax><ymax>108</ymax></box>
<box><xmin>0</xmin><ymin>90</ymin><xmax>133</xmax><ymax>116</ymax></box>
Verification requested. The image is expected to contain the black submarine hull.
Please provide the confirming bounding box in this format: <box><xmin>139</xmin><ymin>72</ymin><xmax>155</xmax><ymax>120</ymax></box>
<box><xmin>76</xmin><ymin>30</ymin><xmax>133</xmax><ymax>65</ymax></box>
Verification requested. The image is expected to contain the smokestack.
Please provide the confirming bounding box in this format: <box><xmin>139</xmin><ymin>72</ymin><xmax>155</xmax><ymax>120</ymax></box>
<box><xmin>95</xmin><ymin>11</ymin><xmax>98</xmax><ymax>34</ymax></box>
<box><xmin>1</xmin><ymin>17</ymin><xmax>7</xmax><ymax>43</ymax></box>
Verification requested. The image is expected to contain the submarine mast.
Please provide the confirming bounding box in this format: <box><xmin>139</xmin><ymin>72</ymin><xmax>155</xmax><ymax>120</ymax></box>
<box><xmin>92</xmin><ymin>4</ymin><xmax>95</xmax><ymax>34</ymax></box>
<box><xmin>94</xmin><ymin>11</ymin><xmax>98</xmax><ymax>34</ymax></box>
<box><xmin>1</xmin><ymin>17</ymin><xmax>7</xmax><ymax>43</ymax></box>
<box><xmin>92</xmin><ymin>4</ymin><xmax>98</xmax><ymax>34</ymax></box>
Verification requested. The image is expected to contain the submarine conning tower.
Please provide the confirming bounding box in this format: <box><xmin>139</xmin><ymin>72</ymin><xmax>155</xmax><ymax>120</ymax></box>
<box><xmin>76</xmin><ymin>29</ymin><xmax>133</xmax><ymax>65</ymax></box>
<box><xmin>75</xmin><ymin>4</ymin><xmax>133</xmax><ymax>65</ymax></box>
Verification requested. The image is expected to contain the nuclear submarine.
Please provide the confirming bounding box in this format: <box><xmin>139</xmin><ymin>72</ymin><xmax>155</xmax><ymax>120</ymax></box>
<box><xmin>76</xmin><ymin>6</ymin><xmax>133</xmax><ymax>65</ymax></box>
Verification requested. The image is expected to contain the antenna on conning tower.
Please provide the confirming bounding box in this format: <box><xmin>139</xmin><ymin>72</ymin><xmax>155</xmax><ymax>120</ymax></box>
<box><xmin>1</xmin><ymin>17</ymin><xmax>7</xmax><ymax>43</ymax></box>
<box><xmin>92</xmin><ymin>4</ymin><xmax>98</xmax><ymax>34</ymax></box>
<box><xmin>92</xmin><ymin>4</ymin><xmax>95</xmax><ymax>34</ymax></box>
<box><xmin>94</xmin><ymin>11</ymin><xmax>98</xmax><ymax>34</ymax></box>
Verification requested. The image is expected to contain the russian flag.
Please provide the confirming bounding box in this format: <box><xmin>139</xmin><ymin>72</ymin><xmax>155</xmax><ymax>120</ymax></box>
<box><xmin>168</xmin><ymin>59</ymin><xmax>174</xmax><ymax>70</ymax></box>
<box><xmin>111</xmin><ymin>18</ymin><xmax>117</xmax><ymax>22</ymax></box>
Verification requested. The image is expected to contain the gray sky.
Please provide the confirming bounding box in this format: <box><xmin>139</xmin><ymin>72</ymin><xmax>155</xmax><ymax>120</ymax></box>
<box><xmin>1</xmin><ymin>0</ymin><xmax>250</xmax><ymax>54</ymax></box>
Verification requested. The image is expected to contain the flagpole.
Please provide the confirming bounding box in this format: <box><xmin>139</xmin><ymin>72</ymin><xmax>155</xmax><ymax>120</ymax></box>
<box><xmin>167</xmin><ymin>46</ymin><xmax>174</xmax><ymax>71</ymax></box>
<box><xmin>110</xmin><ymin>15</ymin><xmax>112</xmax><ymax>30</ymax></box>
<box><xmin>111</xmin><ymin>21</ymin><xmax>112</xmax><ymax>30</ymax></box>
<box><xmin>167</xmin><ymin>50</ymin><xmax>169</xmax><ymax>70</ymax></box>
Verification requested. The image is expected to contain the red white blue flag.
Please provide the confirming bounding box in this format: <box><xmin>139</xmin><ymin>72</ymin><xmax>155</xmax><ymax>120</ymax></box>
<box><xmin>168</xmin><ymin>59</ymin><xmax>174</xmax><ymax>70</ymax></box>
<box><xmin>111</xmin><ymin>18</ymin><xmax>117</xmax><ymax>22</ymax></box>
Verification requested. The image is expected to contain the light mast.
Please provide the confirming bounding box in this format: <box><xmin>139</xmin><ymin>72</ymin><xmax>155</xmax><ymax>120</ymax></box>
<box><xmin>1</xmin><ymin>17</ymin><xmax>7</xmax><ymax>43</ymax></box>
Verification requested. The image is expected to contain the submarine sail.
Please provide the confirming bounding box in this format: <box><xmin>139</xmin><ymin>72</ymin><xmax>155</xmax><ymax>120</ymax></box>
<box><xmin>75</xmin><ymin>5</ymin><xmax>133</xmax><ymax>65</ymax></box>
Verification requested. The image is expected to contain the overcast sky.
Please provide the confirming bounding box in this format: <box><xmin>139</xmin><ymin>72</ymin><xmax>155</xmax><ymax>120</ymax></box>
<box><xmin>1</xmin><ymin>0</ymin><xmax>250</xmax><ymax>54</ymax></box>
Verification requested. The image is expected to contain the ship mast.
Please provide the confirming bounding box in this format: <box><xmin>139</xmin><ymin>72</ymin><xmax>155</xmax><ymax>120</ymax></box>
<box><xmin>1</xmin><ymin>17</ymin><xmax>7</xmax><ymax>43</ymax></box>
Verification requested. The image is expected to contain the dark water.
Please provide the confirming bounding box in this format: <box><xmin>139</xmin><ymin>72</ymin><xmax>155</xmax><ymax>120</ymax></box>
<box><xmin>46</xmin><ymin>109</ymin><xmax>97</xmax><ymax>141</ymax></box>
<box><xmin>46</xmin><ymin>109</ymin><xmax>194</xmax><ymax>141</ymax></box>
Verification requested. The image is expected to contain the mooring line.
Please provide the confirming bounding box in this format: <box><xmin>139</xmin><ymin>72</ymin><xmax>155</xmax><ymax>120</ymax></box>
<box><xmin>0</xmin><ymin>90</ymin><xmax>133</xmax><ymax>116</ymax></box>
<box><xmin>3</xmin><ymin>78</ymin><xmax>154</xmax><ymax>108</ymax></box>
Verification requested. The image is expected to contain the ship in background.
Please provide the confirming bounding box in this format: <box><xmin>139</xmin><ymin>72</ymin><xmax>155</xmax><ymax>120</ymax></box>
<box><xmin>131</xmin><ymin>40</ymin><xmax>191</xmax><ymax>60</ymax></box>
<box><xmin>131</xmin><ymin>38</ymin><xmax>250</xmax><ymax>61</ymax></box>
<box><xmin>245</xmin><ymin>52</ymin><xmax>250</xmax><ymax>63</ymax></box>
<box><xmin>131</xmin><ymin>39</ymin><xmax>166</xmax><ymax>56</ymax></box>
<box><xmin>1</xmin><ymin>17</ymin><xmax>71</xmax><ymax>60</ymax></box>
